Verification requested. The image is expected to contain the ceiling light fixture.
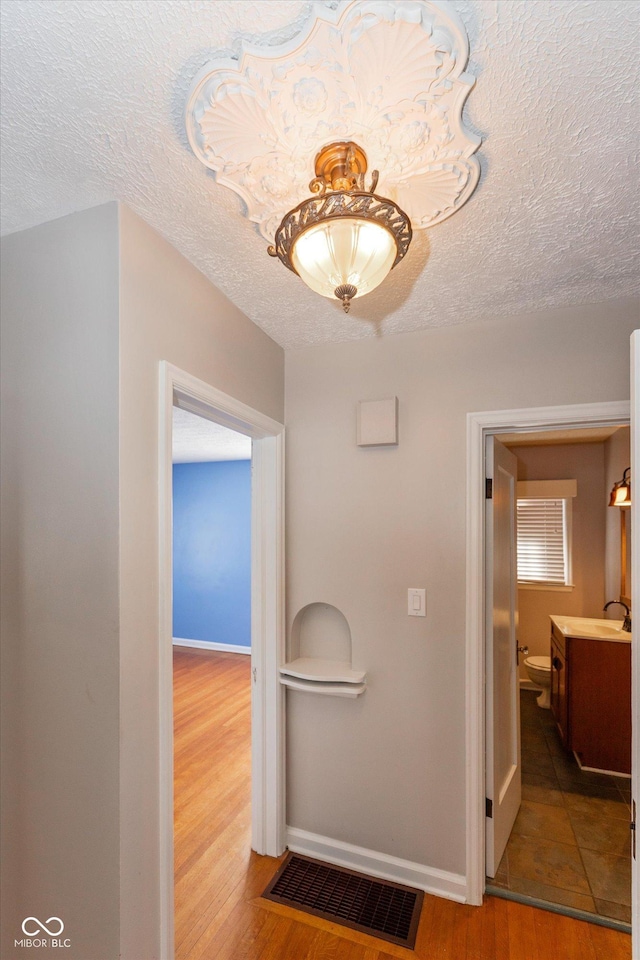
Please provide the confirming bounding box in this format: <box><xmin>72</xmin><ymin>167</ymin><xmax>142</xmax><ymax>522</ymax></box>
<box><xmin>185</xmin><ymin>0</ymin><xmax>482</xmax><ymax>321</ymax></box>
<box><xmin>266</xmin><ymin>140</ymin><xmax>412</xmax><ymax>313</ymax></box>
<box><xmin>609</xmin><ymin>467</ymin><xmax>631</xmax><ymax>507</ymax></box>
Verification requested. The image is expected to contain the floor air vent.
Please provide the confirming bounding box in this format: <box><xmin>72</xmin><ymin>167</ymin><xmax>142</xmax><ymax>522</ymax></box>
<box><xmin>262</xmin><ymin>852</ymin><xmax>423</xmax><ymax>948</ymax></box>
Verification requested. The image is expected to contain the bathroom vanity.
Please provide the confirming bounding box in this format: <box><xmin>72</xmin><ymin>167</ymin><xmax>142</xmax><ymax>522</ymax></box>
<box><xmin>549</xmin><ymin>615</ymin><xmax>631</xmax><ymax>775</ymax></box>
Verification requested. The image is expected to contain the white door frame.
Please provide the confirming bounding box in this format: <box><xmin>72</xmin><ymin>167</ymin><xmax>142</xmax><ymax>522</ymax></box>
<box><xmin>465</xmin><ymin>399</ymin><xmax>631</xmax><ymax>906</ymax></box>
<box><xmin>631</xmin><ymin>331</ymin><xmax>639</xmax><ymax>939</ymax></box>
<box><xmin>158</xmin><ymin>362</ymin><xmax>286</xmax><ymax>959</ymax></box>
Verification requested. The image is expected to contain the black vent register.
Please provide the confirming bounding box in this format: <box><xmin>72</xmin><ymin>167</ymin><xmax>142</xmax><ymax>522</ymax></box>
<box><xmin>262</xmin><ymin>852</ymin><xmax>423</xmax><ymax>948</ymax></box>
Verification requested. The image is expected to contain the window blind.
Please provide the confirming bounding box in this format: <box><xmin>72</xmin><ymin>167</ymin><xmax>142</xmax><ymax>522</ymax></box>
<box><xmin>516</xmin><ymin>497</ymin><xmax>567</xmax><ymax>584</ymax></box>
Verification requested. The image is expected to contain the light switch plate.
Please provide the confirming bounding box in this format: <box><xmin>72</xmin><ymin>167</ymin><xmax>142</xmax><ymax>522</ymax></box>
<box><xmin>408</xmin><ymin>588</ymin><xmax>426</xmax><ymax>617</ymax></box>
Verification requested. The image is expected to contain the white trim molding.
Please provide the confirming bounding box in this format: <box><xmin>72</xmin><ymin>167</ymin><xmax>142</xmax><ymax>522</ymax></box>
<box><xmin>159</xmin><ymin>363</ymin><xmax>285</xmax><ymax>959</ymax></box>
<box><xmin>173</xmin><ymin>638</ymin><xmax>252</xmax><ymax>655</ymax></box>
<box><xmin>465</xmin><ymin>400</ymin><xmax>630</xmax><ymax>907</ymax></box>
<box><xmin>286</xmin><ymin>827</ymin><xmax>467</xmax><ymax>904</ymax></box>
<box><xmin>630</xmin><ymin>331</ymin><xmax>639</xmax><ymax>939</ymax></box>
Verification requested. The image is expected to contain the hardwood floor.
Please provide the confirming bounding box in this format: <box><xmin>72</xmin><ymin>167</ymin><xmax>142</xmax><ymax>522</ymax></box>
<box><xmin>173</xmin><ymin>647</ymin><xmax>632</xmax><ymax>959</ymax></box>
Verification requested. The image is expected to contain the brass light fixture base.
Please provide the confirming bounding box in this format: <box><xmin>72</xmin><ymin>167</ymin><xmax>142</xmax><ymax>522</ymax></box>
<box><xmin>311</xmin><ymin>141</ymin><xmax>368</xmax><ymax>193</ymax></box>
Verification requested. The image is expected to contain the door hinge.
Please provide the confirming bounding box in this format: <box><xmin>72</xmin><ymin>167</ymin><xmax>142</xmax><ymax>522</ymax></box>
<box><xmin>485</xmin><ymin>478</ymin><xmax>493</xmax><ymax>499</ymax></box>
<box><xmin>252</xmin><ymin>667</ymin><xmax>257</xmax><ymax>684</ymax></box>
<box><xmin>486</xmin><ymin>797</ymin><xmax>493</xmax><ymax>819</ymax></box>
<box><xmin>632</xmin><ymin>800</ymin><xmax>636</xmax><ymax>860</ymax></box>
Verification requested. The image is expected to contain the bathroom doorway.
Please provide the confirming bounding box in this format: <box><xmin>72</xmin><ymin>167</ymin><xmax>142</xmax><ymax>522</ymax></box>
<box><xmin>485</xmin><ymin>423</ymin><xmax>632</xmax><ymax>928</ymax></box>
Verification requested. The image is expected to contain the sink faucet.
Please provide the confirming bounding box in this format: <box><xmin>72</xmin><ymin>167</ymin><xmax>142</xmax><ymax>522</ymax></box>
<box><xmin>603</xmin><ymin>600</ymin><xmax>632</xmax><ymax>633</ymax></box>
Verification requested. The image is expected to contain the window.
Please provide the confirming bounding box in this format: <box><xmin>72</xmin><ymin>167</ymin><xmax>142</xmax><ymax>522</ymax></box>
<box><xmin>516</xmin><ymin>480</ymin><xmax>577</xmax><ymax>589</ymax></box>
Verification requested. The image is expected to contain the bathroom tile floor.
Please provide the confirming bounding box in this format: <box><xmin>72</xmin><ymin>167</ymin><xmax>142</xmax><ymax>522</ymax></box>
<box><xmin>487</xmin><ymin>690</ymin><xmax>632</xmax><ymax>926</ymax></box>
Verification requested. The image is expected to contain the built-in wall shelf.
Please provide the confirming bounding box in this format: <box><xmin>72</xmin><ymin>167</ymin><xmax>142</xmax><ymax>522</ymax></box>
<box><xmin>283</xmin><ymin>604</ymin><xmax>366</xmax><ymax>697</ymax></box>
<box><xmin>280</xmin><ymin>658</ymin><xmax>365</xmax><ymax>684</ymax></box>
<box><xmin>279</xmin><ymin>674</ymin><xmax>366</xmax><ymax>698</ymax></box>
<box><xmin>279</xmin><ymin>659</ymin><xmax>366</xmax><ymax>697</ymax></box>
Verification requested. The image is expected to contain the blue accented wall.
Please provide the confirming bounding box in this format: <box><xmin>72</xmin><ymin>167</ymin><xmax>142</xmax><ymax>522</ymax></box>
<box><xmin>173</xmin><ymin>460</ymin><xmax>251</xmax><ymax>646</ymax></box>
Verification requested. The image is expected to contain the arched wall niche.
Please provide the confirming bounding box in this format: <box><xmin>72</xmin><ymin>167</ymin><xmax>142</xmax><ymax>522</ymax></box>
<box><xmin>289</xmin><ymin>602</ymin><xmax>353</xmax><ymax>664</ymax></box>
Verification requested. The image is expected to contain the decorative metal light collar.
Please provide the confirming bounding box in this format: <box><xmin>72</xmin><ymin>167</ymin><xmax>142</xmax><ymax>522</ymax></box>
<box><xmin>267</xmin><ymin>141</ymin><xmax>412</xmax><ymax>312</ymax></box>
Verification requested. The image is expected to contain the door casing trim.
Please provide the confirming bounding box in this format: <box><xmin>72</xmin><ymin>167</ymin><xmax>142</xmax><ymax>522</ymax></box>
<box><xmin>630</xmin><ymin>332</ymin><xmax>639</xmax><ymax>939</ymax></box>
<box><xmin>466</xmin><ymin>400</ymin><xmax>631</xmax><ymax>906</ymax></box>
<box><xmin>158</xmin><ymin>362</ymin><xmax>286</xmax><ymax>958</ymax></box>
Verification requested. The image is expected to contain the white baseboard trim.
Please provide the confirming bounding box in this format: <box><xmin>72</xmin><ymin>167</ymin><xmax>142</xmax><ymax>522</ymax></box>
<box><xmin>172</xmin><ymin>637</ymin><xmax>251</xmax><ymax>655</ymax></box>
<box><xmin>286</xmin><ymin>826</ymin><xmax>467</xmax><ymax>903</ymax></box>
<box><xmin>519</xmin><ymin>678</ymin><xmax>540</xmax><ymax>691</ymax></box>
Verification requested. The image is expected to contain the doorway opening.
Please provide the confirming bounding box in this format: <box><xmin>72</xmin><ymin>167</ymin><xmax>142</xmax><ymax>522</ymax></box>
<box><xmin>465</xmin><ymin>400</ymin><xmax>632</xmax><ymax>921</ymax></box>
<box><xmin>173</xmin><ymin>408</ymin><xmax>253</xmax><ymax>654</ymax></box>
<box><xmin>158</xmin><ymin>363</ymin><xmax>285</xmax><ymax>959</ymax></box>
<box><xmin>171</xmin><ymin>411</ymin><xmax>253</xmax><ymax>954</ymax></box>
<box><xmin>485</xmin><ymin>424</ymin><xmax>632</xmax><ymax>929</ymax></box>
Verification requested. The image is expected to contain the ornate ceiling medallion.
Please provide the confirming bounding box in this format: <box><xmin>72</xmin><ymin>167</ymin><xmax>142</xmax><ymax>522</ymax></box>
<box><xmin>185</xmin><ymin>0</ymin><xmax>481</xmax><ymax>244</ymax></box>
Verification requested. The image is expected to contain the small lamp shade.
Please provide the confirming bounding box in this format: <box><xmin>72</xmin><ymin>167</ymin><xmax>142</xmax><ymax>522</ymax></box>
<box><xmin>609</xmin><ymin>468</ymin><xmax>631</xmax><ymax>507</ymax></box>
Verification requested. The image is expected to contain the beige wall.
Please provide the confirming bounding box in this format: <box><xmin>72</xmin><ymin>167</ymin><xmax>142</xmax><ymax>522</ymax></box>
<box><xmin>285</xmin><ymin>300</ymin><xmax>638</xmax><ymax>879</ymax></box>
<box><xmin>510</xmin><ymin>443</ymin><xmax>606</xmax><ymax>676</ymax></box>
<box><xmin>117</xmin><ymin>204</ymin><xmax>284</xmax><ymax>958</ymax></box>
<box><xmin>604</xmin><ymin>426</ymin><xmax>631</xmax><ymax>605</ymax></box>
<box><xmin>1</xmin><ymin>203</ymin><xmax>284</xmax><ymax>960</ymax></box>
<box><xmin>1</xmin><ymin>206</ymin><xmax>121</xmax><ymax>959</ymax></box>
<box><xmin>1</xmin><ymin>199</ymin><xmax>636</xmax><ymax>952</ymax></box>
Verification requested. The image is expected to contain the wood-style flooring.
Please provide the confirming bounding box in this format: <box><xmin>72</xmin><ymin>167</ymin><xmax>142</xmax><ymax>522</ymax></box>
<box><xmin>173</xmin><ymin>646</ymin><xmax>631</xmax><ymax>959</ymax></box>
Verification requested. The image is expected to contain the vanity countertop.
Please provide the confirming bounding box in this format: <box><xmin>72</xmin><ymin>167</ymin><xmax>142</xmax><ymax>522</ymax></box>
<box><xmin>550</xmin><ymin>615</ymin><xmax>631</xmax><ymax>643</ymax></box>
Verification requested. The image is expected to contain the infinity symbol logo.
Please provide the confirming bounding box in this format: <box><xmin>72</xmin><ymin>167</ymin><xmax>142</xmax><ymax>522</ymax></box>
<box><xmin>22</xmin><ymin>917</ymin><xmax>64</xmax><ymax>936</ymax></box>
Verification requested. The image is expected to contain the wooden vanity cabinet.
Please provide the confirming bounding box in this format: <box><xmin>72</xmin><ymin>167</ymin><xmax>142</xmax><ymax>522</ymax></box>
<box><xmin>550</xmin><ymin>628</ymin><xmax>568</xmax><ymax>746</ymax></box>
<box><xmin>550</xmin><ymin>622</ymin><xmax>631</xmax><ymax>775</ymax></box>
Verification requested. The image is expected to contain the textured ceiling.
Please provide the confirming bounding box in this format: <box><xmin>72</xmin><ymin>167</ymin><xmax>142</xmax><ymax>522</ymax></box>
<box><xmin>172</xmin><ymin>407</ymin><xmax>252</xmax><ymax>462</ymax></box>
<box><xmin>1</xmin><ymin>0</ymin><xmax>639</xmax><ymax>348</ymax></box>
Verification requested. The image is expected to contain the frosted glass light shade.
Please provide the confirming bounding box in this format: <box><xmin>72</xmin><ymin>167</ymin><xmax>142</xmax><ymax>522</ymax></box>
<box><xmin>291</xmin><ymin>217</ymin><xmax>397</xmax><ymax>301</ymax></box>
<box><xmin>610</xmin><ymin>483</ymin><xmax>631</xmax><ymax>506</ymax></box>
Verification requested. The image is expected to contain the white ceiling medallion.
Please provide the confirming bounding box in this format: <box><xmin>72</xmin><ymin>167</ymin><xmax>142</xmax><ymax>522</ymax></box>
<box><xmin>185</xmin><ymin>0</ymin><xmax>481</xmax><ymax>243</ymax></box>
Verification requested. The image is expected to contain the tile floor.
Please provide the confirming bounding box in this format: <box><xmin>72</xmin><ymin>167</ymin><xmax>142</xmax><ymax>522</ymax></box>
<box><xmin>488</xmin><ymin>689</ymin><xmax>632</xmax><ymax>925</ymax></box>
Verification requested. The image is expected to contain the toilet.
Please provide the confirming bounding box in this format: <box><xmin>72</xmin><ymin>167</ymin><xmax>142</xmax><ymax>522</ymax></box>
<box><xmin>524</xmin><ymin>655</ymin><xmax>552</xmax><ymax>709</ymax></box>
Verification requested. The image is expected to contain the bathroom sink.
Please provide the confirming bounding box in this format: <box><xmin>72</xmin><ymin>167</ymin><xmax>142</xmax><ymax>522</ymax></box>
<box><xmin>550</xmin><ymin>615</ymin><xmax>631</xmax><ymax>642</ymax></box>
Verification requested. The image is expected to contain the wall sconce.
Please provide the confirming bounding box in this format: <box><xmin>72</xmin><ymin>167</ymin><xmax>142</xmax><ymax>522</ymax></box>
<box><xmin>609</xmin><ymin>467</ymin><xmax>631</xmax><ymax>507</ymax></box>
